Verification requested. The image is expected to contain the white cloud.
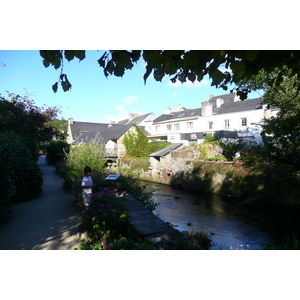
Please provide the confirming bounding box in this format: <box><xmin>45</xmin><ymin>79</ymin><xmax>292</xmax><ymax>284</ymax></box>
<box><xmin>104</xmin><ymin>95</ymin><xmax>140</xmax><ymax>123</ymax></box>
<box><xmin>122</xmin><ymin>95</ymin><xmax>139</xmax><ymax>105</ymax></box>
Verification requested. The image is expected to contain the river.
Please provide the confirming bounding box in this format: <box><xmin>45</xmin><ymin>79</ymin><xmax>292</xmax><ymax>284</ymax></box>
<box><xmin>140</xmin><ymin>180</ymin><xmax>300</xmax><ymax>250</ymax></box>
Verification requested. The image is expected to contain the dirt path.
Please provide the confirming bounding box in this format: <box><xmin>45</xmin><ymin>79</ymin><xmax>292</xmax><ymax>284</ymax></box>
<box><xmin>0</xmin><ymin>157</ymin><xmax>85</xmax><ymax>250</ymax></box>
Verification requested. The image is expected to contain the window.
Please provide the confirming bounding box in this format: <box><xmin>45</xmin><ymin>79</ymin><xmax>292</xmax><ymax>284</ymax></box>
<box><xmin>174</xmin><ymin>123</ymin><xmax>180</xmax><ymax>131</ymax></box>
<box><xmin>187</xmin><ymin>122</ymin><xmax>193</xmax><ymax>129</ymax></box>
<box><xmin>241</xmin><ymin>118</ymin><xmax>247</xmax><ymax>126</ymax></box>
<box><xmin>208</xmin><ymin>121</ymin><xmax>213</xmax><ymax>130</ymax></box>
<box><xmin>224</xmin><ymin>119</ymin><xmax>230</xmax><ymax>130</ymax></box>
<box><xmin>166</xmin><ymin>124</ymin><xmax>172</xmax><ymax>131</ymax></box>
<box><xmin>155</xmin><ymin>126</ymin><xmax>160</xmax><ymax>133</ymax></box>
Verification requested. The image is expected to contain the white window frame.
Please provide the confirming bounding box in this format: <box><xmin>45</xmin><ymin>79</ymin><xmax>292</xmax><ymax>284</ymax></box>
<box><xmin>166</xmin><ymin>124</ymin><xmax>172</xmax><ymax>131</ymax></box>
<box><xmin>208</xmin><ymin>121</ymin><xmax>213</xmax><ymax>130</ymax></box>
<box><xmin>224</xmin><ymin>119</ymin><xmax>230</xmax><ymax>130</ymax></box>
<box><xmin>174</xmin><ymin>123</ymin><xmax>180</xmax><ymax>131</ymax></box>
<box><xmin>187</xmin><ymin>121</ymin><xmax>193</xmax><ymax>129</ymax></box>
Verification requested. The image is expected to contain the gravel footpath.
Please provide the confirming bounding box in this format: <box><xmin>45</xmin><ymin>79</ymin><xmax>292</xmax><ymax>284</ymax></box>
<box><xmin>0</xmin><ymin>157</ymin><xmax>85</xmax><ymax>250</ymax></box>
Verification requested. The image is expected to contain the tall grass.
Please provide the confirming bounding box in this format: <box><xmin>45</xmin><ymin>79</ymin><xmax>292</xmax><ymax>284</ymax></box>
<box><xmin>63</xmin><ymin>144</ymin><xmax>106</xmax><ymax>190</ymax></box>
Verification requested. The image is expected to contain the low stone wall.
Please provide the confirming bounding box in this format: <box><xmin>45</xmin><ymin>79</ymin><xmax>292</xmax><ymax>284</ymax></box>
<box><xmin>124</xmin><ymin>195</ymin><xmax>184</xmax><ymax>249</ymax></box>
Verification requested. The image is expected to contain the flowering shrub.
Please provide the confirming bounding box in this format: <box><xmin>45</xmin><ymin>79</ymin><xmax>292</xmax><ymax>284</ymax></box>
<box><xmin>75</xmin><ymin>187</ymin><xmax>155</xmax><ymax>250</ymax></box>
<box><xmin>81</xmin><ymin>188</ymin><xmax>129</xmax><ymax>239</ymax></box>
<box><xmin>71</xmin><ymin>171</ymin><xmax>156</xmax><ymax>212</ymax></box>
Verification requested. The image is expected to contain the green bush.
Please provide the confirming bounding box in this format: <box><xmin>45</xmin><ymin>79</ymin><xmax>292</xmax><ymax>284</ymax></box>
<box><xmin>75</xmin><ymin>187</ymin><xmax>156</xmax><ymax>250</ymax></box>
<box><xmin>62</xmin><ymin>143</ymin><xmax>106</xmax><ymax>191</ymax></box>
<box><xmin>45</xmin><ymin>140</ymin><xmax>70</xmax><ymax>165</ymax></box>
<box><xmin>0</xmin><ymin>131</ymin><xmax>43</xmax><ymax>210</ymax></box>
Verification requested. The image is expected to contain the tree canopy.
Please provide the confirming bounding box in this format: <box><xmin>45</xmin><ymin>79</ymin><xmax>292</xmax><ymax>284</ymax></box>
<box><xmin>40</xmin><ymin>50</ymin><xmax>300</xmax><ymax>99</ymax></box>
<box><xmin>0</xmin><ymin>91</ymin><xmax>62</xmax><ymax>160</ymax></box>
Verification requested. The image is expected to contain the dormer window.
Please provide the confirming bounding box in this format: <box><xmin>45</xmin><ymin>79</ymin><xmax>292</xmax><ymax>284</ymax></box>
<box><xmin>178</xmin><ymin>113</ymin><xmax>185</xmax><ymax>117</ymax></box>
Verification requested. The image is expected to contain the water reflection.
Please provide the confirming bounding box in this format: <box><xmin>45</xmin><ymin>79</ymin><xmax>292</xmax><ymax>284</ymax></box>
<box><xmin>140</xmin><ymin>181</ymin><xmax>284</xmax><ymax>250</ymax></box>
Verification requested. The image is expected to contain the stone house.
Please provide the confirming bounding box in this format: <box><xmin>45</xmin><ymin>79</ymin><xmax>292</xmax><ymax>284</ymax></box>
<box><xmin>79</xmin><ymin>124</ymin><xmax>150</xmax><ymax>158</ymax></box>
<box><xmin>148</xmin><ymin>143</ymin><xmax>183</xmax><ymax>182</ymax></box>
<box><xmin>67</xmin><ymin>117</ymin><xmax>151</xmax><ymax>158</ymax></box>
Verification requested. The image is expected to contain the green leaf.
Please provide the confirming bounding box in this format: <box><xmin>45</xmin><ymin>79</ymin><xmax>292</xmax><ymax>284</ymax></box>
<box><xmin>60</xmin><ymin>74</ymin><xmax>72</xmax><ymax>92</ymax></box>
<box><xmin>64</xmin><ymin>50</ymin><xmax>75</xmax><ymax>61</ymax></box>
<box><xmin>210</xmin><ymin>69</ymin><xmax>224</xmax><ymax>86</ymax></box>
<box><xmin>43</xmin><ymin>59</ymin><xmax>50</xmax><ymax>68</ymax></box>
<box><xmin>74</xmin><ymin>50</ymin><xmax>86</xmax><ymax>61</ymax></box>
<box><xmin>114</xmin><ymin>64</ymin><xmax>125</xmax><ymax>77</ymax></box>
<box><xmin>230</xmin><ymin>60</ymin><xmax>246</xmax><ymax>76</ymax></box>
<box><xmin>52</xmin><ymin>82</ymin><xmax>58</xmax><ymax>93</ymax></box>
<box><xmin>245</xmin><ymin>50</ymin><xmax>259</xmax><ymax>62</ymax></box>
<box><xmin>187</xmin><ymin>72</ymin><xmax>196</xmax><ymax>82</ymax></box>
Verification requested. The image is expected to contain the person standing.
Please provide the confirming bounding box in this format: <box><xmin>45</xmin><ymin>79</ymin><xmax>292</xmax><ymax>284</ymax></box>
<box><xmin>81</xmin><ymin>166</ymin><xmax>95</xmax><ymax>208</ymax></box>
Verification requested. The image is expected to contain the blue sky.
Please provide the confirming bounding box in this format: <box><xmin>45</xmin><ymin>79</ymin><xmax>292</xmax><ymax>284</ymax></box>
<box><xmin>1</xmin><ymin>50</ymin><xmax>263</xmax><ymax>123</ymax></box>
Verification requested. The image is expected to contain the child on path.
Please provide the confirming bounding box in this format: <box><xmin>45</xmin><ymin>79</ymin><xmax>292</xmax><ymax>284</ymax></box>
<box><xmin>81</xmin><ymin>166</ymin><xmax>95</xmax><ymax>208</ymax></box>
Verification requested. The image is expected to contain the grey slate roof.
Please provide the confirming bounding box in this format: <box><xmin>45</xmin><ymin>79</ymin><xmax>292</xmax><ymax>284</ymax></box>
<box><xmin>117</xmin><ymin>119</ymin><xmax>129</xmax><ymax>125</ymax></box>
<box><xmin>79</xmin><ymin>125</ymin><xmax>132</xmax><ymax>144</ymax></box>
<box><xmin>149</xmin><ymin>143</ymin><xmax>183</xmax><ymax>157</ymax></box>
<box><xmin>215</xmin><ymin>97</ymin><xmax>263</xmax><ymax>115</ymax></box>
<box><xmin>153</xmin><ymin>108</ymin><xmax>201</xmax><ymax>124</ymax></box>
<box><xmin>70</xmin><ymin>121</ymin><xmax>121</xmax><ymax>141</ymax></box>
<box><xmin>208</xmin><ymin>93</ymin><xmax>236</xmax><ymax>105</ymax></box>
<box><xmin>79</xmin><ymin>125</ymin><xmax>151</xmax><ymax>145</ymax></box>
<box><xmin>126</xmin><ymin>113</ymin><xmax>153</xmax><ymax>125</ymax></box>
<box><xmin>117</xmin><ymin>113</ymin><xmax>153</xmax><ymax>125</ymax></box>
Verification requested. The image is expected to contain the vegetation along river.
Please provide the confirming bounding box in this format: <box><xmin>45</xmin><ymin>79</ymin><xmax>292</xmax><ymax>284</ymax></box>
<box><xmin>140</xmin><ymin>180</ymin><xmax>300</xmax><ymax>250</ymax></box>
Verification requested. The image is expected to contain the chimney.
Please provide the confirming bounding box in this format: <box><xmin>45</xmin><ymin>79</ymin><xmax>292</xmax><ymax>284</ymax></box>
<box><xmin>177</xmin><ymin>104</ymin><xmax>183</xmax><ymax>111</ymax></box>
<box><xmin>166</xmin><ymin>106</ymin><xmax>172</xmax><ymax>114</ymax></box>
<box><xmin>201</xmin><ymin>101</ymin><xmax>213</xmax><ymax>116</ymax></box>
<box><xmin>216</xmin><ymin>98</ymin><xmax>224</xmax><ymax>108</ymax></box>
<box><xmin>128</xmin><ymin>113</ymin><xmax>139</xmax><ymax>121</ymax></box>
<box><xmin>68</xmin><ymin>117</ymin><xmax>74</xmax><ymax>125</ymax></box>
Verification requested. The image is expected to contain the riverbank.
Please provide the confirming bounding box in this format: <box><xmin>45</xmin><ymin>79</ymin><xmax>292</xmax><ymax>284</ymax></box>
<box><xmin>118</xmin><ymin>156</ymin><xmax>300</xmax><ymax>211</ymax></box>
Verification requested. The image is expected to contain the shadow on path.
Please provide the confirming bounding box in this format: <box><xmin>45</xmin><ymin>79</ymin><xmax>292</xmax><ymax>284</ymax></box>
<box><xmin>0</xmin><ymin>157</ymin><xmax>85</xmax><ymax>250</ymax></box>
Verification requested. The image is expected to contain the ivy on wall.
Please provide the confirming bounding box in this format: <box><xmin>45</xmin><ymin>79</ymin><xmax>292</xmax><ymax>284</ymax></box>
<box><xmin>123</xmin><ymin>125</ymin><xmax>149</xmax><ymax>157</ymax></box>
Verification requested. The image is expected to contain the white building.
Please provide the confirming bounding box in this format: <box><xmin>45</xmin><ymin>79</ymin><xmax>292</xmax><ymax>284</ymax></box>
<box><xmin>67</xmin><ymin>92</ymin><xmax>279</xmax><ymax>149</ymax></box>
<box><xmin>146</xmin><ymin>93</ymin><xmax>279</xmax><ymax>146</ymax></box>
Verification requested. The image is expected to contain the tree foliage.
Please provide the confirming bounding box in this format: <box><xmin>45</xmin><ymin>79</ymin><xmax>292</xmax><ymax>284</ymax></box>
<box><xmin>0</xmin><ymin>91</ymin><xmax>61</xmax><ymax>161</ymax></box>
<box><xmin>40</xmin><ymin>50</ymin><xmax>300</xmax><ymax>99</ymax></box>
<box><xmin>0</xmin><ymin>131</ymin><xmax>43</xmax><ymax>210</ymax></box>
<box><xmin>261</xmin><ymin>75</ymin><xmax>300</xmax><ymax>169</ymax></box>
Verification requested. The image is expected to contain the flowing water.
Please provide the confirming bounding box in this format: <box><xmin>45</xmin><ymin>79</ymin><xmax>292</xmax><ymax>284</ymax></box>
<box><xmin>140</xmin><ymin>180</ymin><xmax>300</xmax><ymax>250</ymax></box>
